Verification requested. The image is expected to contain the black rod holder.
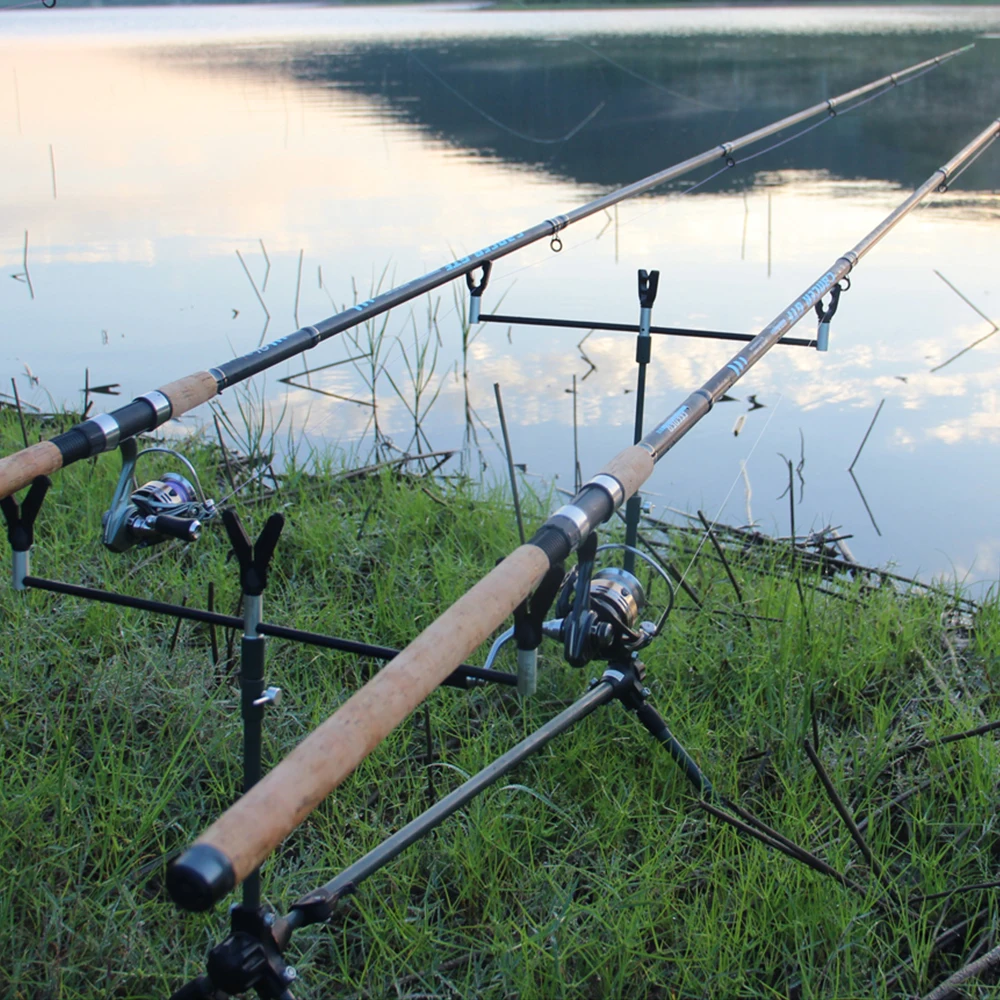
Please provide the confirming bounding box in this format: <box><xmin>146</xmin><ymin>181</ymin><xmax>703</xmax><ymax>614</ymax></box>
<box><xmin>1</xmin><ymin>475</ymin><xmax>50</xmax><ymax>590</ymax></box>
<box><xmin>223</xmin><ymin>510</ymin><xmax>286</xmax><ymax>910</ymax></box>
<box><xmin>624</xmin><ymin>270</ymin><xmax>660</xmax><ymax>573</ymax></box>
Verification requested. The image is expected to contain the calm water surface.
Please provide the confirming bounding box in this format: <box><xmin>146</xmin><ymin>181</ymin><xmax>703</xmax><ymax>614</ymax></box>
<box><xmin>2</xmin><ymin>5</ymin><xmax>999</xmax><ymax>588</ymax></box>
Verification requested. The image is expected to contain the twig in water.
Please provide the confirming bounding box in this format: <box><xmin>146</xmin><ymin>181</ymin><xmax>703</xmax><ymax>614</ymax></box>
<box><xmin>259</xmin><ymin>238</ymin><xmax>271</xmax><ymax>293</ymax></box>
<box><xmin>294</xmin><ymin>248</ymin><xmax>304</xmax><ymax>328</ymax></box>
<box><xmin>933</xmin><ymin>269</ymin><xmax>998</xmax><ymax>329</ymax></box>
<box><xmin>11</xmin><ymin>378</ymin><xmax>29</xmax><ymax>448</ymax></box>
<box><xmin>14</xmin><ymin>229</ymin><xmax>35</xmax><ymax>300</ymax></box>
<box><xmin>49</xmin><ymin>144</ymin><xmax>57</xmax><ymax>200</ymax></box>
<box><xmin>494</xmin><ymin>383</ymin><xmax>525</xmax><ymax>545</ymax></box>
<box><xmin>849</xmin><ymin>469</ymin><xmax>882</xmax><ymax>538</ymax></box>
<box><xmin>848</xmin><ymin>399</ymin><xmax>884</xmax><ymax>472</ymax></box>
<box><xmin>931</xmin><ymin>326</ymin><xmax>999</xmax><ymax>374</ymax></box>
<box><xmin>236</xmin><ymin>249</ymin><xmax>270</xmax><ymax>323</ymax></box>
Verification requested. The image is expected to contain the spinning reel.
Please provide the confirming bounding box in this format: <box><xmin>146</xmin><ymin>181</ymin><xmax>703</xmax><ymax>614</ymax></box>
<box><xmin>102</xmin><ymin>438</ymin><xmax>218</xmax><ymax>553</ymax></box>
<box><xmin>486</xmin><ymin>532</ymin><xmax>674</xmax><ymax>684</ymax></box>
<box><xmin>546</xmin><ymin>535</ymin><xmax>672</xmax><ymax>668</ymax></box>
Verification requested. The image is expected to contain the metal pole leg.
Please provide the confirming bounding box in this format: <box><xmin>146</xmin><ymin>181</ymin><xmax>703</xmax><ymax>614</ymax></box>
<box><xmin>625</xmin><ymin>269</ymin><xmax>658</xmax><ymax>573</ymax></box>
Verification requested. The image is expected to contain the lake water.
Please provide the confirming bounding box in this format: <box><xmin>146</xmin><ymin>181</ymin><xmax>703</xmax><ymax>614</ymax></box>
<box><xmin>2</xmin><ymin>4</ymin><xmax>999</xmax><ymax>590</ymax></box>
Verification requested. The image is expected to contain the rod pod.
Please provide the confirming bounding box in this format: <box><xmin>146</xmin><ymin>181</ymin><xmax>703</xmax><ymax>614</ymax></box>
<box><xmin>166</xmin><ymin>119</ymin><xmax>1000</xmax><ymax>913</ymax></box>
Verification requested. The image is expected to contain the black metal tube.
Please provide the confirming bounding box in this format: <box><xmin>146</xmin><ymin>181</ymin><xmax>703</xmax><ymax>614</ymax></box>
<box><xmin>635</xmin><ymin>703</ymin><xmax>713</xmax><ymax>799</ymax></box>
<box><xmin>305</xmin><ymin>681</ymin><xmax>614</xmax><ymax>906</ymax></box>
<box><xmin>23</xmin><ymin>576</ymin><xmax>245</xmax><ymax>628</ymax></box>
<box><xmin>240</xmin><ymin>634</ymin><xmax>265</xmax><ymax>909</ymax></box>
<box><xmin>479</xmin><ymin>313</ymin><xmax>815</xmax><ymax>348</ymax></box>
<box><xmin>21</xmin><ymin>576</ymin><xmax>516</xmax><ymax>688</ymax></box>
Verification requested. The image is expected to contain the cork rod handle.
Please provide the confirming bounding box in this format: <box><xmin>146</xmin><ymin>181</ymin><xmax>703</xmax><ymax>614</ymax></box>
<box><xmin>168</xmin><ymin>543</ymin><xmax>552</xmax><ymax>911</ymax></box>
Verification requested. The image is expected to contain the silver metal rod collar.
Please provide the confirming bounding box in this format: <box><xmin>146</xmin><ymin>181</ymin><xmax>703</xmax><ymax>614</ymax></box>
<box><xmin>90</xmin><ymin>412</ymin><xmax>121</xmax><ymax>452</ymax></box>
<box><xmin>12</xmin><ymin>550</ymin><xmax>28</xmax><ymax>591</ymax></box>
<box><xmin>136</xmin><ymin>390</ymin><xmax>172</xmax><ymax>424</ymax></box>
<box><xmin>244</xmin><ymin>594</ymin><xmax>263</xmax><ymax>638</ymax></box>
<box><xmin>585</xmin><ymin>474</ymin><xmax>625</xmax><ymax>511</ymax></box>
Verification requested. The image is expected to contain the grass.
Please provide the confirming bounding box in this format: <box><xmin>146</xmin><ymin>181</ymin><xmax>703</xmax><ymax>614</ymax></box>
<box><xmin>2</xmin><ymin>405</ymin><xmax>1000</xmax><ymax>1000</ymax></box>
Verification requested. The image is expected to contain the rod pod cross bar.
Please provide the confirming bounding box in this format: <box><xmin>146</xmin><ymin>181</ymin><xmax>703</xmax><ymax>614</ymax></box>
<box><xmin>0</xmin><ymin>44</ymin><xmax>973</xmax><ymax>503</ymax></box>
<box><xmin>166</xmin><ymin>118</ymin><xmax>1000</xmax><ymax>913</ymax></box>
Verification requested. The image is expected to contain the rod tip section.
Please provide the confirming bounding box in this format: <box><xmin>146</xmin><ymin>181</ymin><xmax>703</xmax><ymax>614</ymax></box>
<box><xmin>167</xmin><ymin>843</ymin><xmax>236</xmax><ymax>912</ymax></box>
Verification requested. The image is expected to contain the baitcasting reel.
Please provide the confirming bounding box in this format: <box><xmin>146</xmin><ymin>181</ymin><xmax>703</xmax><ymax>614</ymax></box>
<box><xmin>102</xmin><ymin>438</ymin><xmax>218</xmax><ymax>553</ymax></box>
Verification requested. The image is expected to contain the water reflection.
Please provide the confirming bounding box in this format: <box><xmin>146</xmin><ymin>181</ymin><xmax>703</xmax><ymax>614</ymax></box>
<box><xmin>1</xmin><ymin>6</ymin><xmax>999</xmax><ymax>588</ymax></box>
<box><xmin>169</xmin><ymin>25</ymin><xmax>1000</xmax><ymax>194</ymax></box>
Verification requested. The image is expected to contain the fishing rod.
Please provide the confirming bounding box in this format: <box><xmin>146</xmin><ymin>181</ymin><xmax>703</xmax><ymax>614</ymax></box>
<box><xmin>0</xmin><ymin>44</ymin><xmax>972</xmax><ymax>503</ymax></box>
<box><xmin>166</xmin><ymin>118</ymin><xmax>1000</xmax><ymax>913</ymax></box>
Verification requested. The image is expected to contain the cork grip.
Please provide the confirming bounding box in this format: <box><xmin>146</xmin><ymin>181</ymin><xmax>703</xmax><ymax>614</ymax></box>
<box><xmin>158</xmin><ymin>371</ymin><xmax>219</xmax><ymax>417</ymax></box>
<box><xmin>189</xmin><ymin>543</ymin><xmax>551</xmax><ymax>890</ymax></box>
<box><xmin>0</xmin><ymin>441</ymin><xmax>63</xmax><ymax>502</ymax></box>
<box><xmin>597</xmin><ymin>444</ymin><xmax>655</xmax><ymax>501</ymax></box>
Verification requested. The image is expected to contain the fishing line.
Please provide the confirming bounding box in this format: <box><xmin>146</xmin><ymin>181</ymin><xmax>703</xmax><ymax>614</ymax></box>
<box><xmin>938</xmin><ymin>132</ymin><xmax>999</xmax><ymax>190</ymax></box>
<box><xmin>576</xmin><ymin>40</ymin><xmax>738</xmax><ymax>113</ymax></box>
<box><xmin>315</xmin><ymin>52</ymin><xmax>967</xmax><ymax>471</ymax></box>
<box><xmin>498</xmin><ymin>52</ymin><xmax>958</xmax><ymax>282</ymax></box>
<box><xmin>406</xmin><ymin>50</ymin><xmax>607</xmax><ymax>146</ymax></box>
<box><xmin>310</xmin><ymin>48</ymin><xmax>964</xmax><ymax>374</ymax></box>
<box><xmin>673</xmin><ymin>394</ymin><xmax>785</xmax><ymax>598</ymax></box>
<box><xmin>0</xmin><ymin>0</ymin><xmax>55</xmax><ymax>9</ymax></box>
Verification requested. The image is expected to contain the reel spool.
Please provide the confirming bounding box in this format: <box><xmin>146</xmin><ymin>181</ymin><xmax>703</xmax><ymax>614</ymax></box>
<box><xmin>102</xmin><ymin>438</ymin><xmax>218</xmax><ymax>553</ymax></box>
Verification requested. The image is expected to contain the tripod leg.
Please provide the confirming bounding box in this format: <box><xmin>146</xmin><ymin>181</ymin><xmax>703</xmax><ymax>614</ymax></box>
<box><xmin>633</xmin><ymin>702</ymin><xmax>714</xmax><ymax>799</ymax></box>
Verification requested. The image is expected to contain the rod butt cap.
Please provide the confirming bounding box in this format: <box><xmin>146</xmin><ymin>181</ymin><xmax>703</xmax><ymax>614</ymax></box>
<box><xmin>167</xmin><ymin>843</ymin><xmax>236</xmax><ymax>912</ymax></box>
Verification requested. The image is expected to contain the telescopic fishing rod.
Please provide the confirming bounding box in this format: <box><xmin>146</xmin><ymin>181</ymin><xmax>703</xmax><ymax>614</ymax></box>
<box><xmin>0</xmin><ymin>45</ymin><xmax>972</xmax><ymax>503</ymax></box>
<box><xmin>166</xmin><ymin>117</ymin><xmax>1000</xmax><ymax>914</ymax></box>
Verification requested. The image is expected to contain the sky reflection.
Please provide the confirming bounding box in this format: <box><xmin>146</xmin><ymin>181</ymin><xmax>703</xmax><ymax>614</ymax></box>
<box><xmin>1</xmin><ymin>6</ymin><xmax>999</xmax><ymax>588</ymax></box>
